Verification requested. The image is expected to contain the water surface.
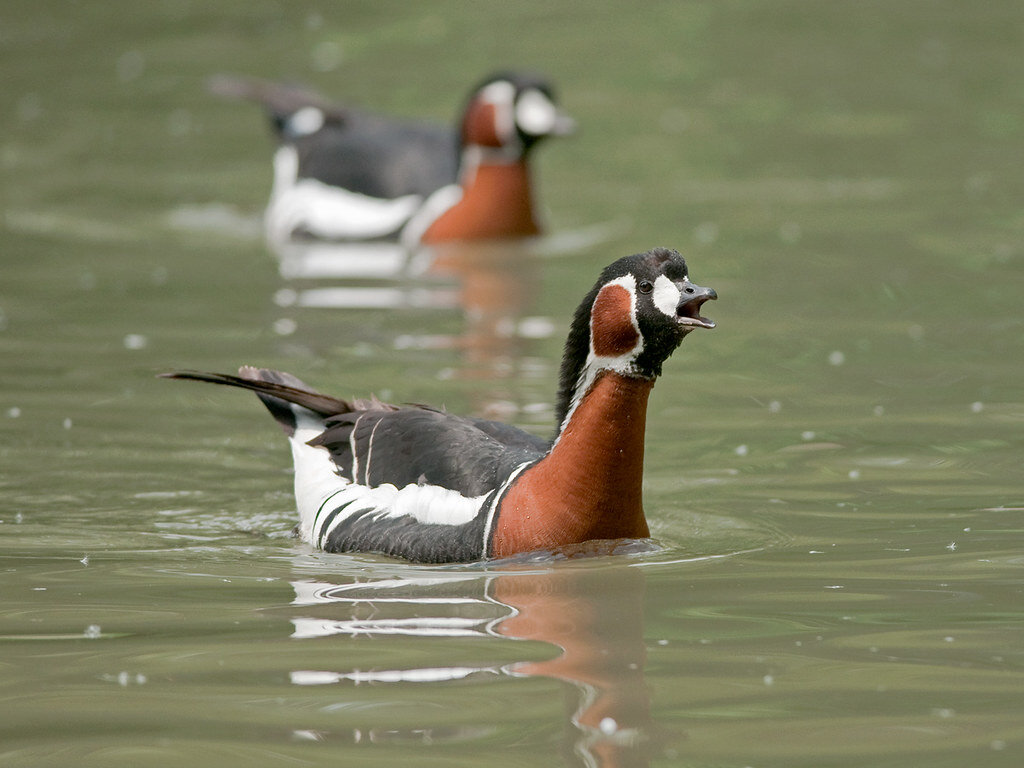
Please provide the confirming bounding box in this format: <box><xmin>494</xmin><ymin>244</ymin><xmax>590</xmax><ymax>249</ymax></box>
<box><xmin>2</xmin><ymin>1</ymin><xmax>1022</xmax><ymax>766</ymax></box>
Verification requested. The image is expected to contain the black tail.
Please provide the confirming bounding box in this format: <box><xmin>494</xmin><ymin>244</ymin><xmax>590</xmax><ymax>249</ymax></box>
<box><xmin>207</xmin><ymin>74</ymin><xmax>348</xmax><ymax>136</ymax></box>
<box><xmin>160</xmin><ymin>366</ymin><xmax>353</xmax><ymax>436</ymax></box>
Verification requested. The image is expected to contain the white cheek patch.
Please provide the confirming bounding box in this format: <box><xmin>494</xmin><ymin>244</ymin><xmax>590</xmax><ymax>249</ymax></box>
<box><xmin>515</xmin><ymin>89</ymin><xmax>557</xmax><ymax>135</ymax></box>
<box><xmin>651</xmin><ymin>274</ymin><xmax>682</xmax><ymax>317</ymax></box>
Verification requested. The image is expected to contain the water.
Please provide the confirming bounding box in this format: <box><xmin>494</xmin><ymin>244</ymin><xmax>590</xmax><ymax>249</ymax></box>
<box><xmin>2</xmin><ymin>1</ymin><xmax>1022</xmax><ymax>765</ymax></box>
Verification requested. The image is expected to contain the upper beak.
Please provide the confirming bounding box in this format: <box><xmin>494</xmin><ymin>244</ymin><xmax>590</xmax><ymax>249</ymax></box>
<box><xmin>551</xmin><ymin>110</ymin><xmax>577</xmax><ymax>136</ymax></box>
<box><xmin>676</xmin><ymin>282</ymin><xmax>717</xmax><ymax>329</ymax></box>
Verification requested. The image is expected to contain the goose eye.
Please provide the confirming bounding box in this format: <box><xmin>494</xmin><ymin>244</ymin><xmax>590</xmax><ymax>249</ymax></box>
<box><xmin>637</xmin><ymin>280</ymin><xmax>654</xmax><ymax>294</ymax></box>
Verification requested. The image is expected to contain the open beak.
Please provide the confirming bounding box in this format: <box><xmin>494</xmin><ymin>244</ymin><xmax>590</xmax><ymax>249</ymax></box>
<box><xmin>676</xmin><ymin>282</ymin><xmax>717</xmax><ymax>330</ymax></box>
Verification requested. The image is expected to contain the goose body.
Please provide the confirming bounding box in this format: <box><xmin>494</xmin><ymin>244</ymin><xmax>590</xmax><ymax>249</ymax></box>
<box><xmin>164</xmin><ymin>248</ymin><xmax>717</xmax><ymax>562</ymax></box>
<box><xmin>211</xmin><ymin>72</ymin><xmax>573</xmax><ymax>245</ymax></box>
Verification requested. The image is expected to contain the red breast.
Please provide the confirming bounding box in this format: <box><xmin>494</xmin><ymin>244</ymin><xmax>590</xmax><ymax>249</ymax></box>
<box><xmin>421</xmin><ymin>162</ymin><xmax>540</xmax><ymax>242</ymax></box>
<box><xmin>490</xmin><ymin>372</ymin><xmax>653</xmax><ymax>558</ymax></box>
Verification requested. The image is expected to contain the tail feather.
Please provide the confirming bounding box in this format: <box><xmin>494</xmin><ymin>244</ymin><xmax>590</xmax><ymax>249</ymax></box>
<box><xmin>160</xmin><ymin>367</ymin><xmax>353</xmax><ymax>436</ymax></box>
<box><xmin>207</xmin><ymin>74</ymin><xmax>348</xmax><ymax>129</ymax></box>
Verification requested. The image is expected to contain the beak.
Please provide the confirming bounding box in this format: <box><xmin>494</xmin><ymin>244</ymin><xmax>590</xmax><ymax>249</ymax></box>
<box><xmin>676</xmin><ymin>282</ymin><xmax>717</xmax><ymax>329</ymax></box>
<box><xmin>551</xmin><ymin>110</ymin><xmax>577</xmax><ymax>136</ymax></box>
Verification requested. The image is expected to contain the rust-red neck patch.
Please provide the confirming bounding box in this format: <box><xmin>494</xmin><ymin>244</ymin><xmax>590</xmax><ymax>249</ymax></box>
<box><xmin>590</xmin><ymin>283</ymin><xmax>639</xmax><ymax>358</ymax></box>
<box><xmin>461</xmin><ymin>101</ymin><xmax>502</xmax><ymax>148</ymax></box>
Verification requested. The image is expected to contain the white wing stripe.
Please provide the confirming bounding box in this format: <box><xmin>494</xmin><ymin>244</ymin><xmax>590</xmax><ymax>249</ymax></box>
<box><xmin>480</xmin><ymin>460</ymin><xmax>531</xmax><ymax>558</ymax></box>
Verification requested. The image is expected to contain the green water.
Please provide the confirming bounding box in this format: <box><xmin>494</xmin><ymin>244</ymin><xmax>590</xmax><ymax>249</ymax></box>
<box><xmin>2</xmin><ymin>1</ymin><xmax>1022</xmax><ymax>766</ymax></box>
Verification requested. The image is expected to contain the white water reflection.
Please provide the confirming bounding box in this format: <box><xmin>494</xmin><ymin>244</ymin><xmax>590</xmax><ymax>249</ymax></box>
<box><xmin>284</xmin><ymin>564</ymin><xmax>655</xmax><ymax>766</ymax></box>
<box><xmin>276</xmin><ymin>284</ymin><xmax>463</xmax><ymax>310</ymax></box>
<box><xmin>275</xmin><ymin>240</ymin><xmax>417</xmax><ymax>280</ymax></box>
<box><xmin>267</xmin><ymin>238</ymin><xmax>568</xmax><ymax>421</ymax></box>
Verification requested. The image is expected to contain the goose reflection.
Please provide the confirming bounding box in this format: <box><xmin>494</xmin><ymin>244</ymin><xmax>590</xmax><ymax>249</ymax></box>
<box><xmin>287</xmin><ymin>557</ymin><xmax>654</xmax><ymax>767</ymax></box>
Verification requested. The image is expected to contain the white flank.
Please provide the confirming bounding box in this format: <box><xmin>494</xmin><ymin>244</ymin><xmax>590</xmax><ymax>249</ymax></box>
<box><xmin>266</xmin><ymin>146</ymin><xmax>422</xmax><ymax>243</ymax></box>
<box><xmin>286</xmin><ymin>404</ymin><xmax>487</xmax><ymax>547</ymax></box>
<box><xmin>289</xmin><ymin>409</ymin><xmax>348</xmax><ymax>544</ymax></box>
<box><xmin>315</xmin><ymin>482</ymin><xmax>486</xmax><ymax>548</ymax></box>
<box><xmin>399</xmin><ymin>183</ymin><xmax>463</xmax><ymax>246</ymax></box>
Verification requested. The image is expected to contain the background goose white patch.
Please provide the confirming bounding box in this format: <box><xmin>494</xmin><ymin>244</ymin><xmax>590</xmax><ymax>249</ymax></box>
<box><xmin>478</xmin><ymin>80</ymin><xmax>517</xmax><ymax>141</ymax></box>
<box><xmin>651</xmin><ymin>273</ymin><xmax>682</xmax><ymax>317</ymax></box>
<box><xmin>515</xmin><ymin>88</ymin><xmax>558</xmax><ymax>135</ymax></box>
<box><xmin>286</xmin><ymin>106</ymin><xmax>325</xmax><ymax>137</ymax></box>
<box><xmin>266</xmin><ymin>145</ymin><xmax>423</xmax><ymax>242</ymax></box>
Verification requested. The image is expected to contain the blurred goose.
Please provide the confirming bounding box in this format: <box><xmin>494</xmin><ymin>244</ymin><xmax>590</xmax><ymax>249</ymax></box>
<box><xmin>211</xmin><ymin>71</ymin><xmax>574</xmax><ymax>245</ymax></box>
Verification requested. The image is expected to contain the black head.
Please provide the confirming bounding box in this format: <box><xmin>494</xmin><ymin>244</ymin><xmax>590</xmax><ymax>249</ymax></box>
<box><xmin>458</xmin><ymin>71</ymin><xmax>575</xmax><ymax>156</ymax></box>
<box><xmin>553</xmin><ymin>247</ymin><xmax>717</xmax><ymax>430</ymax></box>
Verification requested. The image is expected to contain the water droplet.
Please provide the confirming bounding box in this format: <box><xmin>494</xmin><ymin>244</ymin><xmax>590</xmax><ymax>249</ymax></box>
<box><xmin>658</xmin><ymin>107</ymin><xmax>690</xmax><ymax>134</ymax></box>
<box><xmin>17</xmin><ymin>93</ymin><xmax>44</xmax><ymax>123</ymax></box>
<box><xmin>274</xmin><ymin>288</ymin><xmax>298</xmax><ymax>307</ymax></box>
<box><xmin>116</xmin><ymin>50</ymin><xmax>145</xmax><ymax>82</ymax></box>
<box><xmin>779</xmin><ymin>222</ymin><xmax>802</xmax><ymax>244</ymax></box>
<box><xmin>273</xmin><ymin>318</ymin><xmax>297</xmax><ymax>336</ymax></box>
<box><xmin>123</xmin><ymin>334</ymin><xmax>148</xmax><ymax>350</ymax></box>
<box><xmin>694</xmin><ymin>222</ymin><xmax>719</xmax><ymax>245</ymax></box>
<box><xmin>517</xmin><ymin>316</ymin><xmax>555</xmax><ymax>339</ymax></box>
<box><xmin>166</xmin><ymin>108</ymin><xmax>192</xmax><ymax>137</ymax></box>
<box><xmin>311</xmin><ymin>41</ymin><xmax>344</xmax><ymax>72</ymax></box>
